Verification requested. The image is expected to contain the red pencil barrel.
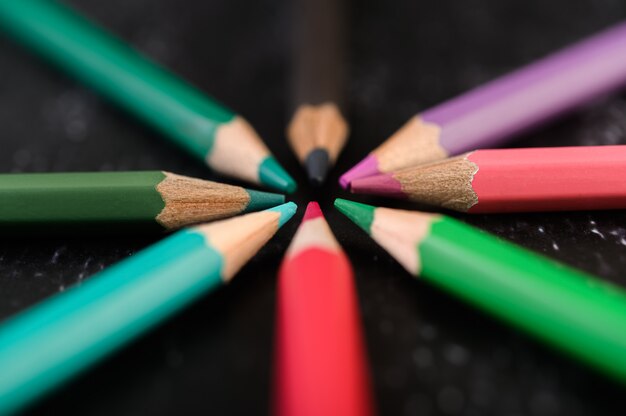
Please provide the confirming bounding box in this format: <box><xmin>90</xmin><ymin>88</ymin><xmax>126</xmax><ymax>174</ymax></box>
<box><xmin>274</xmin><ymin>248</ymin><xmax>374</xmax><ymax>416</ymax></box>
<box><xmin>469</xmin><ymin>146</ymin><xmax>626</xmax><ymax>212</ymax></box>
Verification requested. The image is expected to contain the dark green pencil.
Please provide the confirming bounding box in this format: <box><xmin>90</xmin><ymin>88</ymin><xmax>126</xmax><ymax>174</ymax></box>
<box><xmin>0</xmin><ymin>171</ymin><xmax>284</xmax><ymax>232</ymax></box>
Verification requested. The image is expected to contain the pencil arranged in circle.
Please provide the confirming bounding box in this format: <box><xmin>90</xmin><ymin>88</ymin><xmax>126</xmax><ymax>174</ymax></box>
<box><xmin>287</xmin><ymin>0</ymin><xmax>349</xmax><ymax>185</ymax></box>
<box><xmin>275</xmin><ymin>202</ymin><xmax>374</xmax><ymax>416</ymax></box>
<box><xmin>0</xmin><ymin>202</ymin><xmax>297</xmax><ymax>415</ymax></box>
<box><xmin>351</xmin><ymin>145</ymin><xmax>626</xmax><ymax>213</ymax></box>
<box><xmin>339</xmin><ymin>22</ymin><xmax>626</xmax><ymax>188</ymax></box>
<box><xmin>0</xmin><ymin>171</ymin><xmax>284</xmax><ymax>232</ymax></box>
<box><xmin>335</xmin><ymin>198</ymin><xmax>626</xmax><ymax>383</ymax></box>
<box><xmin>0</xmin><ymin>0</ymin><xmax>296</xmax><ymax>193</ymax></box>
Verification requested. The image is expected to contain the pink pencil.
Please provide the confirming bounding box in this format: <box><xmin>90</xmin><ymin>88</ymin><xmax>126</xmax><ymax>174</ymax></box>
<box><xmin>274</xmin><ymin>202</ymin><xmax>375</xmax><ymax>416</ymax></box>
<box><xmin>351</xmin><ymin>145</ymin><xmax>626</xmax><ymax>213</ymax></box>
<box><xmin>340</xmin><ymin>22</ymin><xmax>626</xmax><ymax>188</ymax></box>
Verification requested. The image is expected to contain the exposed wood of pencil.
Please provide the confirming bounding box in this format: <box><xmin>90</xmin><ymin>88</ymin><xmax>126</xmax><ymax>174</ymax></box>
<box><xmin>351</xmin><ymin>145</ymin><xmax>626</xmax><ymax>213</ymax></box>
<box><xmin>287</xmin><ymin>0</ymin><xmax>349</xmax><ymax>184</ymax></box>
<box><xmin>275</xmin><ymin>202</ymin><xmax>374</xmax><ymax>416</ymax></box>
<box><xmin>157</xmin><ymin>171</ymin><xmax>281</xmax><ymax>229</ymax></box>
<box><xmin>335</xmin><ymin>198</ymin><xmax>626</xmax><ymax>383</ymax></box>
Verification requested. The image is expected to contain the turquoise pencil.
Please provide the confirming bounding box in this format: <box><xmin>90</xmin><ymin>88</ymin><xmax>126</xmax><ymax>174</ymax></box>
<box><xmin>0</xmin><ymin>202</ymin><xmax>297</xmax><ymax>415</ymax></box>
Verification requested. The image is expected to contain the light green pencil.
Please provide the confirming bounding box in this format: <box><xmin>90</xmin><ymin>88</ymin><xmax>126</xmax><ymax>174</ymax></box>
<box><xmin>0</xmin><ymin>202</ymin><xmax>297</xmax><ymax>415</ymax></box>
<box><xmin>335</xmin><ymin>198</ymin><xmax>626</xmax><ymax>384</ymax></box>
<box><xmin>0</xmin><ymin>0</ymin><xmax>296</xmax><ymax>193</ymax></box>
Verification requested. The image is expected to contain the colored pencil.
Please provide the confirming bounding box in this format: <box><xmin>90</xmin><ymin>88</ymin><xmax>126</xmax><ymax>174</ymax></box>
<box><xmin>287</xmin><ymin>0</ymin><xmax>349</xmax><ymax>185</ymax></box>
<box><xmin>350</xmin><ymin>145</ymin><xmax>626</xmax><ymax>213</ymax></box>
<box><xmin>274</xmin><ymin>202</ymin><xmax>374</xmax><ymax>416</ymax></box>
<box><xmin>0</xmin><ymin>202</ymin><xmax>297</xmax><ymax>415</ymax></box>
<box><xmin>335</xmin><ymin>198</ymin><xmax>626</xmax><ymax>383</ymax></box>
<box><xmin>0</xmin><ymin>0</ymin><xmax>296</xmax><ymax>193</ymax></box>
<box><xmin>0</xmin><ymin>171</ymin><xmax>285</xmax><ymax>232</ymax></box>
<box><xmin>339</xmin><ymin>22</ymin><xmax>626</xmax><ymax>188</ymax></box>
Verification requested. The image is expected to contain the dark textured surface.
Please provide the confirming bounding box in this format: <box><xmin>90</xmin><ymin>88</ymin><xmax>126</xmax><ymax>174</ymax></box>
<box><xmin>1</xmin><ymin>0</ymin><xmax>626</xmax><ymax>415</ymax></box>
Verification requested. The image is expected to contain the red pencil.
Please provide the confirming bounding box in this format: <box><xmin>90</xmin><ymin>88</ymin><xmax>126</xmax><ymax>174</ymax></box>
<box><xmin>274</xmin><ymin>202</ymin><xmax>375</xmax><ymax>416</ymax></box>
<box><xmin>350</xmin><ymin>145</ymin><xmax>626</xmax><ymax>213</ymax></box>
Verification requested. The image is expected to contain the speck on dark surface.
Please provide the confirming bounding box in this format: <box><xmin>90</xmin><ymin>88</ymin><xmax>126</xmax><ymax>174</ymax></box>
<box><xmin>1</xmin><ymin>0</ymin><xmax>626</xmax><ymax>415</ymax></box>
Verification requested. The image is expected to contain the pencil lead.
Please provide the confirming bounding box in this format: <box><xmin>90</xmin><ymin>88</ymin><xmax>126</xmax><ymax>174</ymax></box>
<box><xmin>350</xmin><ymin>173</ymin><xmax>405</xmax><ymax>198</ymax></box>
<box><xmin>303</xmin><ymin>201</ymin><xmax>323</xmax><ymax>221</ymax></box>
<box><xmin>267</xmin><ymin>202</ymin><xmax>298</xmax><ymax>227</ymax></box>
<box><xmin>259</xmin><ymin>157</ymin><xmax>297</xmax><ymax>194</ymax></box>
<box><xmin>339</xmin><ymin>155</ymin><xmax>379</xmax><ymax>189</ymax></box>
<box><xmin>305</xmin><ymin>149</ymin><xmax>330</xmax><ymax>186</ymax></box>
<box><xmin>334</xmin><ymin>198</ymin><xmax>375</xmax><ymax>234</ymax></box>
<box><xmin>243</xmin><ymin>189</ymin><xmax>285</xmax><ymax>213</ymax></box>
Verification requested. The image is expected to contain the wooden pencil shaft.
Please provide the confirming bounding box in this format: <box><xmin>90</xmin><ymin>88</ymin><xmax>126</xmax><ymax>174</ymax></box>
<box><xmin>0</xmin><ymin>171</ymin><xmax>167</xmax><ymax>232</ymax></box>
<box><xmin>0</xmin><ymin>171</ymin><xmax>280</xmax><ymax>232</ymax></box>
<box><xmin>276</xmin><ymin>203</ymin><xmax>374</xmax><ymax>416</ymax></box>
<box><xmin>291</xmin><ymin>0</ymin><xmax>347</xmax><ymax>111</ymax></box>
<box><xmin>0</xmin><ymin>1</ymin><xmax>297</xmax><ymax>193</ymax></box>
<box><xmin>364</xmin><ymin>145</ymin><xmax>626</xmax><ymax>213</ymax></box>
<box><xmin>467</xmin><ymin>146</ymin><xmax>626</xmax><ymax>212</ymax></box>
<box><xmin>0</xmin><ymin>0</ymin><xmax>232</xmax><ymax>160</ymax></box>
<box><xmin>335</xmin><ymin>199</ymin><xmax>626</xmax><ymax>383</ymax></box>
<box><xmin>340</xmin><ymin>22</ymin><xmax>626</xmax><ymax>187</ymax></box>
<box><xmin>421</xmin><ymin>216</ymin><xmax>626</xmax><ymax>382</ymax></box>
<box><xmin>0</xmin><ymin>204</ymin><xmax>295</xmax><ymax>415</ymax></box>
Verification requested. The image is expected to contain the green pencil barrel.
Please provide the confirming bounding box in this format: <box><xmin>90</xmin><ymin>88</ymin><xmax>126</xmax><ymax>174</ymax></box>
<box><xmin>0</xmin><ymin>229</ymin><xmax>223</xmax><ymax>415</ymax></box>
<box><xmin>0</xmin><ymin>171</ymin><xmax>166</xmax><ymax>232</ymax></box>
<box><xmin>421</xmin><ymin>217</ymin><xmax>626</xmax><ymax>381</ymax></box>
<box><xmin>0</xmin><ymin>0</ymin><xmax>233</xmax><ymax>160</ymax></box>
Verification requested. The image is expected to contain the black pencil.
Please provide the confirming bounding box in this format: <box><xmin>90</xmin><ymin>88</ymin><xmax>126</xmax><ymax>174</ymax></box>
<box><xmin>287</xmin><ymin>0</ymin><xmax>349</xmax><ymax>186</ymax></box>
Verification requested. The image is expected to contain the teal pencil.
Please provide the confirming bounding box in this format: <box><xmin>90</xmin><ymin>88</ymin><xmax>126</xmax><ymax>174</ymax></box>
<box><xmin>0</xmin><ymin>0</ymin><xmax>296</xmax><ymax>193</ymax></box>
<box><xmin>0</xmin><ymin>202</ymin><xmax>297</xmax><ymax>415</ymax></box>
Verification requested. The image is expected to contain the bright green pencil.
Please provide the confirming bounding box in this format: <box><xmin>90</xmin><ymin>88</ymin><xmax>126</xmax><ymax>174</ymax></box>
<box><xmin>0</xmin><ymin>202</ymin><xmax>297</xmax><ymax>415</ymax></box>
<box><xmin>0</xmin><ymin>0</ymin><xmax>296</xmax><ymax>193</ymax></box>
<box><xmin>335</xmin><ymin>198</ymin><xmax>626</xmax><ymax>383</ymax></box>
<box><xmin>0</xmin><ymin>171</ymin><xmax>284</xmax><ymax>232</ymax></box>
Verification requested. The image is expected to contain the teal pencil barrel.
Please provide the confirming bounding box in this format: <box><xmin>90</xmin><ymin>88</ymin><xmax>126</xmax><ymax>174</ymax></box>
<box><xmin>0</xmin><ymin>0</ymin><xmax>230</xmax><ymax>159</ymax></box>
<box><xmin>0</xmin><ymin>202</ymin><xmax>296</xmax><ymax>415</ymax></box>
<box><xmin>0</xmin><ymin>230</ymin><xmax>222</xmax><ymax>415</ymax></box>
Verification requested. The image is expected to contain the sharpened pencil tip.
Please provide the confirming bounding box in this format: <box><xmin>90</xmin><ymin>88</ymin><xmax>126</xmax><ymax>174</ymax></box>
<box><xmin>350</xmin><ymin>174</ymin><xmax>406</xmax><ymax>198</ymax></box>
<box><xmin>243</xmin><ymin>189</ymin><xmax>285</xmax><ymax>213</ymax></box>
<box><xmin>339</xmin><ymin>155</ymin><xmax>380</xmax><ymax>189</ymax></box>
<box><xmin>303</xmin><ymin>201</ymin><xmax>323</xmax><ymax>221</ymax></box>
<box><xmin>267</xmin><ymin>202</ymin><xmax>298</xmax><ymax>228</ymax></box>
<box><xmin>334</xmin><ymin>199</ymin><xmax>375</xmax><ymax>234</ymax></box>
<box><xmin>305</xmin><ymin>149</ymin><xmax>330</xmax><ymax>186</ymax></box>
<box><xmin>259</xmin><ymin>157</ymin><xmax>297</xmax><ymax>193</ymax></box>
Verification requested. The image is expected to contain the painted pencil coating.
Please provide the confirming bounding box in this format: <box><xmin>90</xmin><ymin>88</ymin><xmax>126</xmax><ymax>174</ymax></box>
<box><xmin>340</xmin><ymin>22</ymin><xmax>626</xmax><ymax>187</ymax></box>
<box><xmin>0</xmin><ymin>0</ymin><xmax>295</xmax><ymax>192</ymax></box>
<box><xmin>0</xmin><ymin>203</ymin><xmax>296</xmax><ymax>415</ymax></box>
<box><xmin>335</xmin><ymin>199</ymin><xmax>626</xmax><ymax>383</ymax></box>
<box><xmin>467</xmin><ymin>146</ymin><xmax>626</xmax><ymax>212</ymax></box>
<box><xmin>351</xmin><ymin>145</ymin><xmax>626</xmax><ymax>213</ymax></box>
<box><xmin>275</xmin><ymin>202</ymin><xmax>374</xmax><ymax>416</ymax></box>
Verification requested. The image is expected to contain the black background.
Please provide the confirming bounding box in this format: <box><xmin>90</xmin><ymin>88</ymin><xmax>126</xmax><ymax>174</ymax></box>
<box><xmin>1</xmin><ymin>0</ymin><xmax>626</xmax><ymax>415</ymax></box>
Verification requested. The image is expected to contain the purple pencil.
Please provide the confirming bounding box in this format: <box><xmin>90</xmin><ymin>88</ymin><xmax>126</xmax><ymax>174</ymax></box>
<box><xmin>340</xmin><ymin>22</ymin><xmax>626</xmax><ymax>188</ymax></box>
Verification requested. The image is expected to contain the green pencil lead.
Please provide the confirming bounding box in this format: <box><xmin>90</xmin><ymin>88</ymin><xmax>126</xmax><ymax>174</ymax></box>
<box><xmin>333</xmin><ymin>198</ymin><xmax>375</xmax><ymax>234</ymax></box>
<box><xmin>243</xmin><ymin>189</ymin><xmax>285</xmax><ymax>213</ymax></box>
<box><xmin>259</xmin><ymin>157</ymin><xmax>297</xmax><ymax>194</ymax></box>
